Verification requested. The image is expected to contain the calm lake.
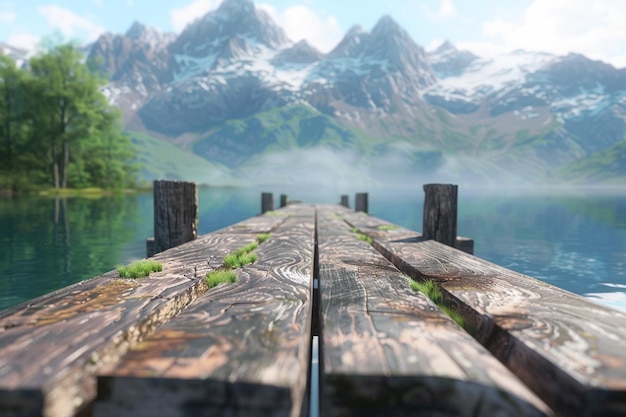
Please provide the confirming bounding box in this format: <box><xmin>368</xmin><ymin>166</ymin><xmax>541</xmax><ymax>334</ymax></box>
<box><xmin>1</xmin><ymin>186</ymin><xmax>625</xmax><ymax>313</ymax></box>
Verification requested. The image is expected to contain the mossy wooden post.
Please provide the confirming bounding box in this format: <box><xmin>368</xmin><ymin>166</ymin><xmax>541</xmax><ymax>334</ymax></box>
<box><xmin>340</xmin><ymin>195</ymin><xmax>349</xmax><ymax>208</ymax></box>
<box><xmin>153</xmin><ymin>180</ymin><xmax>198</xmax><ymax>255</ymax></box>
<box><xmin>280</xmin><ymin>194</ymin><xmax>288</xmax><ymax>208</ymax></box>
<box><xmin>355</xmin><ymin>192</ymin><xmax>368</xmax><ymax>213</ymax></box>
<box><xmin>261</xmin><ymin>192</ymin><xmax>273</xmax><ymax>213</ymax></box>
<box><xmin>423</xmin><ymin>183</ymin><xmax>457</xmax><ymax>247</ymax></box>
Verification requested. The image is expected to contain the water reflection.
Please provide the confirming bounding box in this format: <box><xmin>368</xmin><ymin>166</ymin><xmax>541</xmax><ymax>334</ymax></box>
<box><xmin>1</xmin><ymin>186</ymin><xmax>625</xmax><ymax>313</ymax></box>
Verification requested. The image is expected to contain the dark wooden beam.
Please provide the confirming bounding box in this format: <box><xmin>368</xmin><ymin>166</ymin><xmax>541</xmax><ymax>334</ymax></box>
<box><xmin>261</xmin><ymin>192</ymin><xmax>274</xmax><ymax>214</ymax></box>
<box><xmin>355</xmin><ymin>193</ymin><xmax>368</xmax><ymax>213</ymax></box>
<box><xmin>317</xmin><ymin>206</ymin><xmax>551</xmax><ymax>417</ymax></box>
<box><xmin>153</xmin><ymin>180</ymin><xmax>198</xmax><ymax>255</ymax></box>
<box><xmin>422</xmin><ymin>183</ymin><xmax>457</xmax><ymax>247</ymax></box>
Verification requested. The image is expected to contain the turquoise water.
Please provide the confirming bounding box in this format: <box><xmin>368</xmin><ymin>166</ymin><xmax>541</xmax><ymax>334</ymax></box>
<box><xmin>1</xmin><ymin>186</ymin><xmax>625</xmax><ymax>312</ymax></box>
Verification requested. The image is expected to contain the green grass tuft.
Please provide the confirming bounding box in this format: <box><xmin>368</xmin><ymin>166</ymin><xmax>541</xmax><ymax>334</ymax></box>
<box><xmin>117</xmin><ymin>259</ymin><xmax>163</xmax><ymax>279</ymax></box>
<box><xmin>235</xmin><ymin>241</ymin><xmax>258</xmax><ymax>256</ymax></box>
<box><xmin>256</xmin><ymin>233</ymin><xmax>271</xmax><ymax>243</ymax></box>
<box><xmin>208</xmin><ymin>236</ymin><xmax>266</xmax><ymax>286</ymax></box>
<box><xmin>241</xmin><ymin>252</ymin><xmax>258</xmax><ymax>265</ymax></box>
<box><xmin>223</xmin><ymin>253</ymin><xmax>242</xmax><ymax>269</ymax></box>
<box><xmin>408</xmin><ymin>278</ymin><xmax>465</xmax><ymax>328</ymax></box>
<box><xmin>206</xmin><ymin>270</ymin><xmax>237</xmax><ymax>288</ymax></box>
<box><xmin>377</xmin><ymin>225</ymin><xmax>398</xmax><ymax>231</ymax></box>
<box><xmin>356</xmin><ymin>233</ymin><xmax>373</xmax><ymax>244</ymax></box>
<box><xmin>224</xmin><ymin>239</ymin><xmax>263</xmax><ymax>268</ymax></box>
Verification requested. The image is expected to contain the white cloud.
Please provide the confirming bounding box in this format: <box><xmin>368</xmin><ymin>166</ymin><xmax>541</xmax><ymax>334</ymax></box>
<box><xmin>0</xmin><ymin>11</ymin><xmax>15</xmax><ymax>23</ymax></box>
<box><xmin>424</xmin><ymin>0</ymin><xmax>457</xmax><ymax>21</ymax></box>
<box><xmin>170</xmin><ymin>0</ymin><xmax>219</xmax><ymax>32</ymax></box>
<box><xmin>38</xmin><ymin>5</ymin><xmax>104</xmax><ymax>41</ymax></box>
<box><xmin>461</xmin><ymin>0</ymin><xmax>626</xmax><ymax>67</ymax></box>
<box><xmin>258</xmin><ymin>3</ymin><xmax>342</xmax><ymax>53</ymax></box>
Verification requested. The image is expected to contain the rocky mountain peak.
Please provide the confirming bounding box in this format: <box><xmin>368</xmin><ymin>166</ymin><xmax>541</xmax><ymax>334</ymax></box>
<box><xmin>123</xmin><ymin>21</ymin><xmax>174</xmax><ymax>50</ymax></box>
<box><xmin>216</xmin><ymin>0</ymin><xmax>255</xmax><ymax>15</ymax></box>
<box><xmin>428</xmin><ymin>40</ymin><xmax>478</xmax><ymax>77</ymax></box>
<box><xmin>345</xmin><ymin>24</ymin><xmax>364</xmax><ymax>38</ymax></box>
<box><xmin>125</xmin><ymin>21</ymin><xmax>150</xmax><ymax>38</ymax></box>
<box><xmin>272</xmin><ymin>40</ymin><xmax>323</xmax><ymax>65</ymax></box>
<box><xmin>434</xmin><ymin>40</ymin><xmax>456</xmax><ymax>54</ymax></box>
<box><xmin>327</xmin><ymin>25</ymin><xmax>367</xmax><ymax>59</ymax></box>
<box><xmin>362</xmin><ymin>15</ymin><xmax>435</xmax><ymax>88</ymax></box>
<box><xmin>171</xmin><ymin>0</ymin><xmax>288</xmax><ymax>59</ymax></box>
<box><xmin>371</xmin><ymin>15</ymin><xmax>404</xmax><ymax>38</ymax></box>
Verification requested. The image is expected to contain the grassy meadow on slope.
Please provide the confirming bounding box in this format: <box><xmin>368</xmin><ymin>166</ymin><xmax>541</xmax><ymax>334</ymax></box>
<box><xmin>130</xmin><ymin>131</ymin><xmax>238</xmax><ymax>186</ymax></box>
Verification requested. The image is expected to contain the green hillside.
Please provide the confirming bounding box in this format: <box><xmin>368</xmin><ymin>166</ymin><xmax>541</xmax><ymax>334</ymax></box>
<box><xmin>130</xmin><ymin>131</ymin><xmax>238</xmax><ymax>186</ymax></box>
<box><xmin>557</xmin><ymin>139</ymin><xmax>626</xmax><ymax>184</ymax></box>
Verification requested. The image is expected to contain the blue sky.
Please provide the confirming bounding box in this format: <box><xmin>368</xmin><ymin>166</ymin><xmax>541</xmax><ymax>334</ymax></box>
<box><xmin>2</xmin><ymin>0</ymin><xmax>626</xmax><ymax>67</ymax></box>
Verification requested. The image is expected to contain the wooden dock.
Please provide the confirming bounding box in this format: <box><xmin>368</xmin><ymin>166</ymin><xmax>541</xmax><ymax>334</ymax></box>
<box><xmin>1</xmin><ymin>199</ymin><xmax>626</xmax><ymax>417</ymax></box>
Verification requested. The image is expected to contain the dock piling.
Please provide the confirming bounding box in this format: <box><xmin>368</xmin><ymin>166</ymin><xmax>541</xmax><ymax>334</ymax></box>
<box><xmin>152</xmin><ymin>180</ymin><xmax>198</xmax><ymax>255</ymax></box>
<box><xmin>261</xmin><ymin>192</ymin><xmax>274</xmax><ymax>213</ymax></box>
<box><xmin>355</xmin><ymin>192</ymin><xmax>368</xmax><ymax>213</ymax></box>
<box><xmin>280</xmin><ymin>194</ymin><xmax>288</xmax><ymax>208</ymax></box>
<box><xmin>422</xmin><ymin>183</ymin><xmax>458</xmax><ymax>247</ymax></box>
<box><xmin>340</xmin><ymin>195</ymin><xmax>349</xmax><ymax>208</ymax></box>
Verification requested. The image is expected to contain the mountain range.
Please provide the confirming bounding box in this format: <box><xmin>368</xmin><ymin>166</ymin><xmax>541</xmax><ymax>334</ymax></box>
<box><xmin>8</xmin><ymin>0</ymin><xmax>626</xmax><ymax>187</ymax></box>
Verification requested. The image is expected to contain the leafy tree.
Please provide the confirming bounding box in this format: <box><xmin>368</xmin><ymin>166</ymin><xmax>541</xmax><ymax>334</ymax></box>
<box><xmin>0</xmin><ymin>55</ymin><xmax>29</xmax><ymax>190</ymax></box>
<box><xmin>0</xmin><ymin>42</ymin><xmax>137</xmax><ymax>191</ymax></box>
<box><xmin>26</xmin><ymin>43</ymin><xmax>136</xmax><ymax>190</ymax></box>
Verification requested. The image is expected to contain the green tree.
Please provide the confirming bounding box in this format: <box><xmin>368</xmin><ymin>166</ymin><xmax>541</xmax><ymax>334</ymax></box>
<box><xmin>27</xmin><ymin>43</ymin><xmax>135</xmax><ymax>190</ymax></box>
<box><xmin>0</xmin><ymin>55</ymin><xmax>29</xmax><ymax>189</ymax></box>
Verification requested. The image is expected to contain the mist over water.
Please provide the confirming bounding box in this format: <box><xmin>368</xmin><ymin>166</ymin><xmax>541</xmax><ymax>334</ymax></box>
<box><xmin>227</xmin><ymin>145</ymin><xmax>574</xmax><ymax>190</ymax></box>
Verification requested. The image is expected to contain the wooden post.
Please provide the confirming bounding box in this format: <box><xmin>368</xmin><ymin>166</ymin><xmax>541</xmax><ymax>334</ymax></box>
<box><xmin>422</xmin><ymin>183</ymin><xmax>457</xmax><ymax>247</ymax></box>
<box><xmin>146</xmin><ymin>237</ymin><xmax>155</xmax><ymax>258</ymax></box>
<box><xmin>261</xmin><ymin>192</ymin><xmax>274</xmax><ymax>214</ymax></box>
<box><xmin>340</xmin><ymin>195</ymin><xmax>349</xmax><ymax>208</ymax></box>
<box><xmin>280</xmin><ymin>194</ymin><xmax>288</xmax><ymax>208</ymax></box>
<box><xmin>355</xmin><ymin>193</ymin><xmax>368</xmax><ymax>213</ymax></box>
<box><xmin>153</xmin><ymin>180</ymin><xmax>198</xmax><ymax>255</ymax></box>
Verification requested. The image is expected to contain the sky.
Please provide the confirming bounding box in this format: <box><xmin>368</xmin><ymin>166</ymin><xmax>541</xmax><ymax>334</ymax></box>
<box><xmin>2</xmin><ymin>0</ymin><xmax>626</xmax><ymax>68</ymax></box>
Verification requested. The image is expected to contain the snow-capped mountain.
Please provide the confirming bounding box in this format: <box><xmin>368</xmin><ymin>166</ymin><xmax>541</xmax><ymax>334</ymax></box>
<box><xmin>0</xmin><ymin>42</ymin><xmax>30</xmax><ymax>67</ymax></box>
<box><xmin>423</xmin><ymin>44</ymin><xmax>626</xmax><ymax>170</ymax></box>
<box><xmin>4</xmin><ymin>0</ymin><xmax>624</xmax><ymax>184</ymax></box>
<box><xmin>91</xmin><ymin>0</ymin><xmax>437</xmax><ymax>136</ymax></box>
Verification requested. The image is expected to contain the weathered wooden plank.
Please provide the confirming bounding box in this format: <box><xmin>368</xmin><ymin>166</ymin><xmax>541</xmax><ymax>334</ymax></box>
<box><xmin>317</xmin><ymin>206</ymin><xmax>552</xmax><ymax>417</ymax></box>
<box><xmin>0</xmin><ymin>211</ymin><xmax>288</xmax><ymax>417</ymax></box>
<box><xmin>94</xmin><ymin>205</ymin><xmax>316</xmax><ymax>417</ymax></box>
<box><xmin>343</xmin><ymin>209</ymin><xmax>626</xmax><ymax>417</ymax></box>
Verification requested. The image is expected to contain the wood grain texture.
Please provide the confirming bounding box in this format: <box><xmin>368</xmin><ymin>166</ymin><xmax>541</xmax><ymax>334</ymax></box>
<box><xmin>0</xmin><ymin>211</ymin><xmax>287</xmax><ymax>417</ymax></box>
<box><xmin>94</xmin><ymin>205</ymin><xmax>316</xmax><ymax>417</ymax></box>
<box><xmin>343</xmin><ymin>209</ymin><xmax>626</xmax><ymax>417</ymax></box>
<box><xmin>317</xmin><ymin>206</ymin><xmax>552</xmax><ymax>417</ymax></box>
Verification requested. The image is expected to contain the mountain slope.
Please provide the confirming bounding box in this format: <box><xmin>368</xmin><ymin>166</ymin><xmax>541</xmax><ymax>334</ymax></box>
<box><xmin>557</xmin><ymin>139</ymin><xmax>626</xmax><ymax>183</ymax></box>
<box><xmin>75</xmin><ymin>0</ymin><xmax>626</xmax><ymax>185</ymax></box>
<box><xmin>130</xmin><ymin>131</ymin><xmax>237</xmax><ymax>186</ymax></box>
